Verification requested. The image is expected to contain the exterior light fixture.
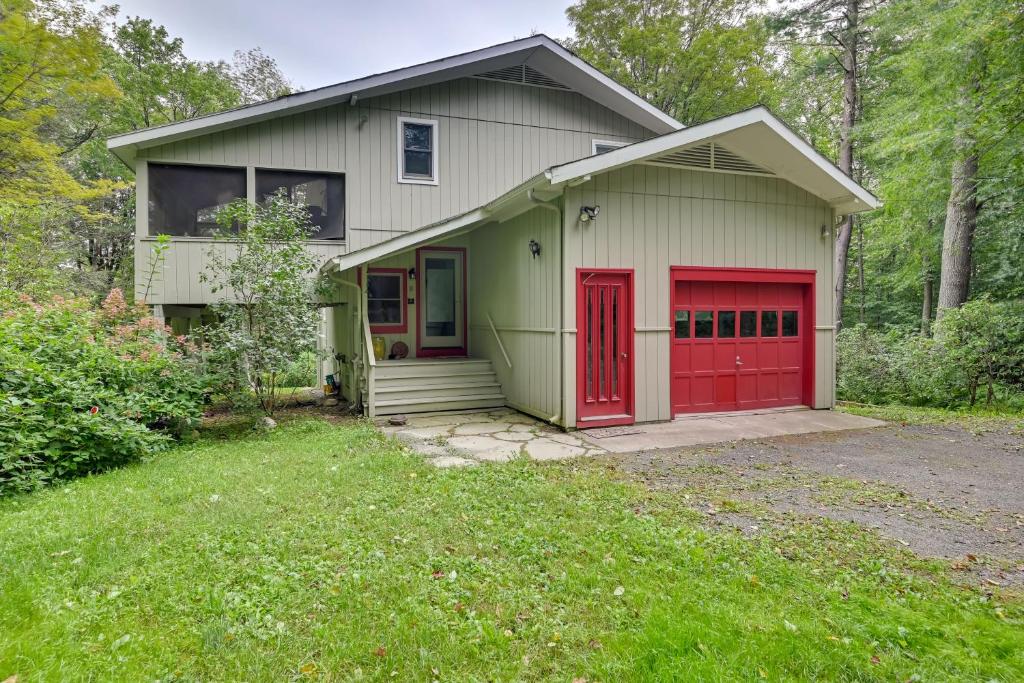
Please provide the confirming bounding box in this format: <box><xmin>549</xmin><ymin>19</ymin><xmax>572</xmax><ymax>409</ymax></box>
<box><xmin>578</xmin><ymin>205</ymin><xmax>600</xmax><ymax>223</ymax></box>
<box><xmin>820</xmin><ymin>223</ymin><xmax>830</xmax><ymax>239</ymax></box>
<box><xmin>528</xmin><ymin>239</ymin><xmax>541</xmax><ymax>258</ymax></box>
<box><xmin>408</xmin><ymin>267</ymin><xmax>416</xmax><ymax>279</ymax></box>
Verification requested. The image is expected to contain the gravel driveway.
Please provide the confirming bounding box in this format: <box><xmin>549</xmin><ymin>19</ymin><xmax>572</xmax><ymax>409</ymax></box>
<box><xmin>607</xmin><ymin>419</ymin><xmax>1024</xmax><ymax>584</ymax></box>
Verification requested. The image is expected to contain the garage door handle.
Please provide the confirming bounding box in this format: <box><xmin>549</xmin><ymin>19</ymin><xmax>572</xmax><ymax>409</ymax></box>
<box><xmin>736</xmin><ymin>356</ymin><xmax>744</xmax><ymax>366</ymax></box>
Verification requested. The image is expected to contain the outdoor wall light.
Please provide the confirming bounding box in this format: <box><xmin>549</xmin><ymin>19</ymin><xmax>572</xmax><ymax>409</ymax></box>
<box><xmin>820</xmin><ymin>223</ymin><xmax>831</xmax><ymax>239</ymax></box>
<box><xmin>408</xmin><ymin>267</ymin><xmax>416</xmax><ymax>279</ymax></box>
<box><xmin>528</xmin><ymin>239</ymin><xmax>541</xmax><ymax>258</ymax></box>
<box><xmin>578</xmin><ymin>205</ymin><xmax>600</xmax><ymax>223</ymax></box>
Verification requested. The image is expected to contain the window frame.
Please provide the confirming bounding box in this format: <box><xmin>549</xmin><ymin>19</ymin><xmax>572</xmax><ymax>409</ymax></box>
<box><xmin>147</xmin><ymin>161</ymin><xmax>247</xmax><ymax>237</ymax></box>
<box><xmin>366</xmin><ymin>267</ymin><xmax>408</xmax><ymax>334</ymax></box>
<box><xmin>397</xmin><ymin>116</ymin><xmax>439</xmax><ymax>185</ymax></box>
<box><xmin>591</xmin><ymin>139</ymin><xmax>628</xmax><ymax>155</ymax></box>
<box><xmin>254</xmin><ymin>167</ymin><xmax>346</xmax><ymax>241</ymax></box>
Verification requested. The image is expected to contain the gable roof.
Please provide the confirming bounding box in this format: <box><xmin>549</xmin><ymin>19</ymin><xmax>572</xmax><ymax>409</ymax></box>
<box><xmin>324</xmin><ymin>106</ymin><xmax>879</xmax><ymax>274</ymax></box>
<box><xmin>106</xmin><ymin>35</ymin><xmax>682</xmax><ymax>164</ymax></box>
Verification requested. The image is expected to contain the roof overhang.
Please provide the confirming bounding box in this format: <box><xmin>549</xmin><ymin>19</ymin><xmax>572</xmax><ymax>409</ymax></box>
<box><xmin>107</xmin><ymin>35</ymin><xmax>682</xmax><ymax>166</ymax></box>
<box><xmin>323</xmin><ymin>106</ymin><xmax>879</xmax><ymax>275</ymax></box>
<box><xmin>547</xmin><ymin>106</ymin><xmax>880</xmax><ymax>215</ymax></box>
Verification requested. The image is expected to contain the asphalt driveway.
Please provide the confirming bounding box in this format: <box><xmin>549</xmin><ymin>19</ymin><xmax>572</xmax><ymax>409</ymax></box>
<box><xmin>608</xmin><ymin>419</ymin><xmax>1024</xmax><ymax>585</ymax></box>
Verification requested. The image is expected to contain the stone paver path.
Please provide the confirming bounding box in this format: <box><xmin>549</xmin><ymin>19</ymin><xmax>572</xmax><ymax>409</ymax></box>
<box><xmin>377</xmin><ymin>408</ymin><xmax>606</xmax><ymax>467</ymax></box>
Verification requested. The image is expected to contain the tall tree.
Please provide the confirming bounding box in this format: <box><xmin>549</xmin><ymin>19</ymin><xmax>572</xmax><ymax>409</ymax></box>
<box><xmin>565</xmin><ymin>0</ymin><xmax>781</xmax><ymax>126</ymax></box>
<box><xmin>231</xmin><ymin>47</ymin><xmax>294</xmax><ymax>104</ymax></box>
<box><xmin>773</xmin><ymin>0</ymin><xmax>879</xmax><ymax>331</ymax></box>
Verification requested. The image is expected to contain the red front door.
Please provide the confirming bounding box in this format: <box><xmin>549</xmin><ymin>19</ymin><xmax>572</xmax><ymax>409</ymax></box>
<box><xmin>670</xmin><ymin>268</ymin><xmax>814</xmax><ymax>415</ymax></box>
<box><xmin>577</xmin><ymin>270</ymin><xmax>634</xmax><ymax>427</ymax></box>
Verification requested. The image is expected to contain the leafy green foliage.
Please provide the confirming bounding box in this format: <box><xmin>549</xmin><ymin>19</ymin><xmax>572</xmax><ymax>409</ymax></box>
<box><xmin>837</xmin><ymin>300</ymin><xmax>1024</xmax><ymax>408</ymax></box>
<box><xmin>199</xmin><ymin>195</ymin><xmax>324</xmax><ymax>415</ymax></box>
<box><xmin>0</xmin><ymin>290</ymin><xmax>204</xmax><ymax>494</ymax></box>
<box><xmin>566</xmin><ymin>0</ymin><xmax>780</xmax><ymax>125</ymax></box>
<box><xmin>0</xmin><ymin>418</ymin><xmax>1021</xmax><ymax>679</ymax></box>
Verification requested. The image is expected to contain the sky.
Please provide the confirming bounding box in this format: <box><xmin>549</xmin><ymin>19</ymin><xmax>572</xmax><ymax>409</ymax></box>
<box><xmin>112</xmin><ymin>0</ymin><xmax>576</xmax><ymax>91</ymax></box>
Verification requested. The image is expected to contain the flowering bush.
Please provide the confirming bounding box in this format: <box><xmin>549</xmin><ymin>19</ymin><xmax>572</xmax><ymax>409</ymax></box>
<box><xmin>0</xmin><ymin>290</ymin><xmax>205</xmax><ymax>494</ymax></box>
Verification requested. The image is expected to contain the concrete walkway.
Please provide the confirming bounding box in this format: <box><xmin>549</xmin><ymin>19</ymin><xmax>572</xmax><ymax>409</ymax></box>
<box><xmin>378</xmin><ymin>407</ymin><xmax>883</xmax><ymax>466</ymax></box>
<box><xmin>579</xmin><ymin>407</ymin><xmax>884</xmax><ymax>453</ymax></box>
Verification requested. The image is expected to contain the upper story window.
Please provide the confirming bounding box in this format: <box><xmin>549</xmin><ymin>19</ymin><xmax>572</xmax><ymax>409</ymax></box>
<box><xmin>592</xmin><ymin>139</ymin><xmax>628</xmax><ymax>155</ymax></box>
<box><xmin>256</xmin><ymin>169</ymin><xmax>345</xmax><ymax>240</ymax></box>
<box><xmin>148</xmin><ymin>163</ymin><xmax>245</xmax><ymax>236</ymax></box>
<box><xmin>398</xmin><ymin>116</ymin><xmax>438</xmax><ymax>185</ymax></box>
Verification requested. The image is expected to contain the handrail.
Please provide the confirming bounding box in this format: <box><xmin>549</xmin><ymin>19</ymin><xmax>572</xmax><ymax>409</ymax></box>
<box><xmin>361</xmin><ymin>295</ymin><xmax>376</xmax><ymax>418</ymax></box>
<box><xmin>486</xmin><ymin>312</ymin><xmax>513</xmax><ymax>369</ymax></box>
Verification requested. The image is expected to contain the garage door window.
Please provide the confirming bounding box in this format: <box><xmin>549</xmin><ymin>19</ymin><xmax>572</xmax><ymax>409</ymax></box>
<box><xmin>695</xmin><ymin>311</ymin><xmax>714</xmax><ymax>338</ymax></box>
<box><xmin>740</xmin><ymin>310</ymin><xmax>757</xmax><ymax>337</ymax></box>
<box><xmin>782</xmin><ymin>310</ymin><xmax>799</xmax><ymax>336</ymax></box>
<box><xmin>718</xmin><ymin>310</ymin><xmax>736</xmax><ymax>338</ymax></box>
<box><xmin>761</xmin><ymin>310</ymin><xmax>778</xmax><ymax>337</ymax></box>
<box><xmin>674</xmin><ymin>310</ymin><xmax>690</xmax><ymax>338</ymax></box>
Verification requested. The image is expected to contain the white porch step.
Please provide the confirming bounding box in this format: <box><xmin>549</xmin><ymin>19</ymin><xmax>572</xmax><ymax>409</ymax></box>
<box><xmin>366</xmin><ymin>357</ymin><xmax>506</xmax><ymax>416</ymax></box>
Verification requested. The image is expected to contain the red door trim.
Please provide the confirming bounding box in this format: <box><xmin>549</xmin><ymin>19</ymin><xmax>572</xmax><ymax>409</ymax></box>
<box><xmin>367</xmin><ymin>267</ymin><xmax>408</xmax><ymax>334</ymax></box>
<box><xmin>576</xmin><ymin>268</ymin><xmax>635</xmax><ymax>429</ymax></box>
<box><xmin>669</xmin><ymin>266</ymin><xmax>816</xmax><ymax>411</ymax></box>
<box><xmin>415</xmin><ymin>246</ymin><xmax>468</xmax><ymax>358</ymax></box>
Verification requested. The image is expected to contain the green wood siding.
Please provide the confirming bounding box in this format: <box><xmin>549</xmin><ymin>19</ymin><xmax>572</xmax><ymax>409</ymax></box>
<box><xmin>562</xmin><ymin>166</ymin><xmax>837</xmax><ymax>424</ymax></box>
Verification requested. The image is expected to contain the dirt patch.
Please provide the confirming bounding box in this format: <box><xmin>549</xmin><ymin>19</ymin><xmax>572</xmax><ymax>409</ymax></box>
<box><xmin>607</xmin><ymin>422</ymin><xmax>1024</xmax><ymax>586</ymax></box>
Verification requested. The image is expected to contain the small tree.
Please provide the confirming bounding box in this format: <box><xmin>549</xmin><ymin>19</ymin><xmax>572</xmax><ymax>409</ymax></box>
<box><xmin>200</xmin><ymin>194</ymin><xmax>324</xmax><ymax>416</ymax></box>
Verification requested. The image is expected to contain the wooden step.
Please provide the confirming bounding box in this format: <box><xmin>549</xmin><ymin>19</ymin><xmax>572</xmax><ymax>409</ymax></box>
<box><xmin>375</xmin><ymin>371</ymin><xmax>497</xmax><ymax>387</ymax></box>
<box><xmin>374</xmin><ymin>359</ymin><xmax>493</xmax><ymax>380</ymax></box>
<box><xmin>372</xmin><ymin>394</ymin><xmax>506</xmax><ymax>415</ymax></box>
<box><xmin>374</xmin><ymin>383</ymin><xmax>501</xmax><ymax>401</ymax></box>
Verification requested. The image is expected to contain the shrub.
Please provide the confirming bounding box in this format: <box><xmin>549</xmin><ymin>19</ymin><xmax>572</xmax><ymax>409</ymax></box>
<box><xmin>199</xmin><ymin>194</ymin><xmax>324</xmax><ymax>415</ymax></box>
<box><xmin>837</xmin><ymin>299</ymin><xmax>1024</xmax><ymax>409</ymax></box>
<box><xmin>0</xmin><ymin>290</ymin><xmax>204</xmax><ymax>494</ymax></box>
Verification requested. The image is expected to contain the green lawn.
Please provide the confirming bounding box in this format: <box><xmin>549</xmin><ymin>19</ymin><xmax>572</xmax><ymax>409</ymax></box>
<box><xmin>2</xmin><ymin>417</ymin><xmax>1022</xmax><ymax>681</ymax></box>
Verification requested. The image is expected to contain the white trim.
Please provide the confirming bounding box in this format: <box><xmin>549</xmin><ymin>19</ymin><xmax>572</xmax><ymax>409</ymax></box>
<box><xmin>397</xmin><ymin>116</ymin><xmax>439</xmax><ymax>185</ymax></box>
<box><xmin>107</xmin><ymin>35</ymin><xmax>682</xmax><ymax>162</ymax></box>
<box><xmin>591</xmin><ymin>139</ymin><xmax>629</xmax><ymax>155</ymax></box>
<box><xmin>548</xmin><ymin>107</ymin><xmax>880</xmax><ymax>213</ymax></box>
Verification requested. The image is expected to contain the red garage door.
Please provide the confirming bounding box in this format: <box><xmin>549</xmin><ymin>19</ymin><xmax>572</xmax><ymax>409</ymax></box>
<box><xmin>670</xmin><ymin>267</ymin><xmax>815</xmax><ymax>415</ymax></box>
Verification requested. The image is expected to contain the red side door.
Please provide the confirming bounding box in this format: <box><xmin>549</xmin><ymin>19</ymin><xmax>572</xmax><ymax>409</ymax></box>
<box><xmin>577</xmin><ymin>270</ymin><xmax>634</xmax><ymax>427</ymax></box>
<box><xmin>671</xmin><ymin>269</ymin><xmax>813</xmax><ymax>415</ymax></box>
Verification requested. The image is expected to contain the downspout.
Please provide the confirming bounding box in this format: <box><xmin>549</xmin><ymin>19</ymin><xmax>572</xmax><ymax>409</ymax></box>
<box><xmin>527</xmin><ymin>188</ymin><xmax>564</xmax><ymax>426</ymax></box>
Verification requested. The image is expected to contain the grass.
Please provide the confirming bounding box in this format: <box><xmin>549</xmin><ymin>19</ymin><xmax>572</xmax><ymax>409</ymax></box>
<box><xmin>2</xmin><ymin>417</ymin><xmax>1023</xmax><ymax>681</ymax></box>
<box><xmin>838</xmin><ymin>401</ymin><xmax>1024</xmax><ymax>430</ymax></box>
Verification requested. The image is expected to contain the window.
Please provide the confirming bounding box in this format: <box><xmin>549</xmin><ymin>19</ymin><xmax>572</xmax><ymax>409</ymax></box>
<box><xmin>740</xmin><ymin>310</ymin><xmax>757</xmax><ymax>337</ymax></box>
<box><xmin>761</xmin><ymin>310</ymin><xmax>779</xmax><ymax>337</ymax></box>
<box><xmin>366</xmin><ymin>269</ymin><xmax>407</xmax><ymax>333</ymax></box>
<box><xmin>718</xmin><ymin>310</ymin><xmax>736</xmax><ymax>338</ymax></box>
<box><xmin>674</xmin><ymin>310</ymin><xmax>690</xmax><ymax>338</ymax></box>
<box><xmin>592</xmin><ymin>139</ymin><xmax>628</xmax><ymax>155</ymax></box>
<box><xmin>694</xmin><ymin>311</ymin><xmax>713</xmax><ymax>338</ymax></box>
<box><xmin>782</xmin><ymin>310</ymin><xmax>799</xmax><ymax>337</ymax></box>
<box><xmin>256</xmin><ymin>169</ymin><xmax>345</xmax><ymax>240</ymax></box>
<box><xmin>398</xmin><ymin>117</ymin><xmax>438</xmax><ymax>184</ymax></box>
<box><xmin>148</xmin><ymin>163</ymin><xmax>245</xmax><ymax>236</ymax></box>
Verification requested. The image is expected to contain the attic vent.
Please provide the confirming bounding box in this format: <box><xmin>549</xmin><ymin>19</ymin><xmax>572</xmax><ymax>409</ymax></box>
<box><xmin>474</xmin><ymin>64</ymin><xmax>571</xmax><ymax>90</ymax></box>
<box><xmin>649</xmin><ymin>142</ymin><xmax>772</xmax><ymax>175</ymax></box>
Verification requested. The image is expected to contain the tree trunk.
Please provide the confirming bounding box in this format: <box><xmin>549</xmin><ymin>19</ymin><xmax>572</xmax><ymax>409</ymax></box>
<box><xmin>920</xmin><ymin>251</ymin><xmax>933</xmax><ymax>335</ymax></box>
<box><xmin>833</xmin><ymin>0</ymin><xmax>859</xmax><ymax>332</ymax></box>
<box><xmin>937</xmin><ymin>143</ymin><xmax>979</xmax><ymax>312</ymax></box>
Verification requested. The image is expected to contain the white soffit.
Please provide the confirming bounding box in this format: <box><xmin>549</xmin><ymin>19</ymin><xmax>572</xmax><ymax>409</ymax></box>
<box><xmin>107</xmin><ymin>35</ymin><xmax>681</xmax><ymax>164</ymax></box>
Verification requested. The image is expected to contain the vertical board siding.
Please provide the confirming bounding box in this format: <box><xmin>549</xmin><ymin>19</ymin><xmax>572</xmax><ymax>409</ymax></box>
<box><xmin>563</xmin><ymin>167</ymin><xmax>836</xmax><ymax>425</ymax></box>
<box><xmin>137</xmin><ymin>77</ymin><xmax>651</xmax><ymax>303</ymax></box>
<box><xmin>468</xmin><ymin>208</ymin><xmax>561</xmax><ymax>419</ymax></box>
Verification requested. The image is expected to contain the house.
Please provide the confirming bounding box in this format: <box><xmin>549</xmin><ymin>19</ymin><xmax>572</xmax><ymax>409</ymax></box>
<box><xmin>107</xmin><ymin>35</ymin><xmax>879</xmax><ymax>429</ymax></box>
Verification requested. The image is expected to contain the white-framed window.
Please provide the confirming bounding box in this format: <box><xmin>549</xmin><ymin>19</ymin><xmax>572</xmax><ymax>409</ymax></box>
<box><xmin>397</xmin><ymin>116</ymin><xmax>439</xmax><ymax>185</ymax></box>
<box><xmin>592</xmin><ymin>139</ymin><xmax>629</xmax><ymax>155</ymax></box>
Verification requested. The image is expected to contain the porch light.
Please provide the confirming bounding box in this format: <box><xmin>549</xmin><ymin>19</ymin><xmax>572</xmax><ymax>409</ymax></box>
<box><xmin>578</xmin><ymin>205</ymin><xmax>600</xmax><ymax>223</ymax></box>
<box><xmin>528</xmin><ymin>239</ymin><xmax>541</xmax><ymax>258</ymax></box>
<box><xmin>408</xmin><ymin>267</ymin><xmax>416</xmax><ymax>279</ymax></box>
